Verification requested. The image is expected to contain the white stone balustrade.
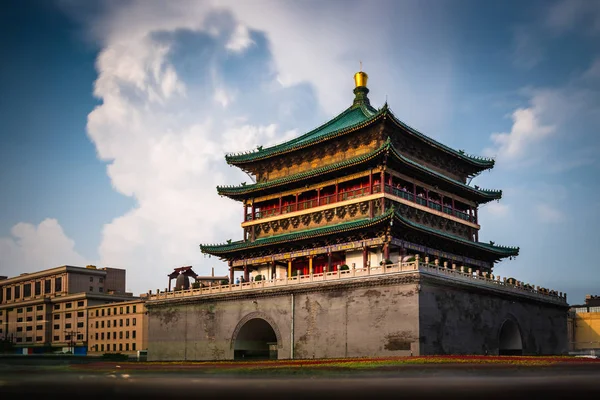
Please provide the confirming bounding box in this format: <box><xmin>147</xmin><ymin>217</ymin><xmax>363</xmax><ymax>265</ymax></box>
<box><xmin>148</xmin><ymin>261</ymin><xmax>567</xmax><ymax>305</ymax></box>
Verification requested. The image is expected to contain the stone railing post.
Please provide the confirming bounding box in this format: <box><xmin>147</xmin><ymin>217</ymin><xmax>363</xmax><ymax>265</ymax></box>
<box><xmin>445</xmin><ymin>261</ymin><xmax>449</xmax><ymax>269</ymax></box>
<box><xmin>425</xmin><ymin>256</ymin><xmax>430</xmax><ymax>264</ymax></box>
<box><xmin>415</xmin><ymin>254</ymin><xmax>420</xmax><ymax>269</ymax></box>
<box><xmin>468</xmin><ymin>268</ymin><xmax>472</xmax><ymax>274</ymax></box>
<box><xmin>434</xmin><ymin>259</ymin><xmax>439</xmax><ymax>266</ymax></box>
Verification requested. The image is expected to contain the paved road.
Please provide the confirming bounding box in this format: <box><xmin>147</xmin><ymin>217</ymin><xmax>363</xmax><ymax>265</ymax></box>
<box><xmin>1</xmin><ymin>365</ymin><xmax>600</xmax><ymax>399</ymax></box>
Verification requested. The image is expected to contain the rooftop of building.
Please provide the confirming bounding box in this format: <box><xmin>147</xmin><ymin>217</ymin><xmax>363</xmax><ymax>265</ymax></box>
<box><xmin>0</xmin><ymin>265</ymin><xmax>125</xmax><ymax>286</ymax></box>
<box><xmin>225</xmin><ymin>70</ymin><xmax>494</xmax><ymax>172</ymax></box>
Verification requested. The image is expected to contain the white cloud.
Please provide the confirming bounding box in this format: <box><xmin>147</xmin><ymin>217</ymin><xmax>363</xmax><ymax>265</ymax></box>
<box><xmin>484</xmin><ymin>202</ymin><xmax>510</xmax><ymax>218</ymax></box>
<box><xmin>535</xmin><ymin>203</ymin><xmax>565</xmax><ymax>223</ymax></box>
<box><xmin>545</xmin><ymin>0</ymin><xmax>600</xmax><ymax>34</ymax></box>
<box><xmin>226</xmin><ymin>24</ymin><xmax>254</xmax><ymax>52</ymax></box>
<box><xmin>214</xmin><ymin>87</ymin><xmax>233</xmax><ymax>107</ymax></box>
<box><xmin>0</xmin><ymin>219</ymin><xmax>91</xmax><ymax>278</ymax></box>
<box><xmin>485</xmin><ymin>105</ymin><xmax>555</xmax><ymax>161</ymax></box>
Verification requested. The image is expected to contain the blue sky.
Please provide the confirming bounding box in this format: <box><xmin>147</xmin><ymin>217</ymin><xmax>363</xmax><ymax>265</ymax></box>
<box><xmin>0</xmin><ymin>0</ymin><xmax>598</xmax><ymax>302</ymax></box>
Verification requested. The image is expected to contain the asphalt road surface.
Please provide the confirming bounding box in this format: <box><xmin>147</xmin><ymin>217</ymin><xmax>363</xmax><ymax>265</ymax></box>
<box><xmin>1</xmin><ymin>364</ymin><xmax>600</xmax><ymax>399</ymax></box>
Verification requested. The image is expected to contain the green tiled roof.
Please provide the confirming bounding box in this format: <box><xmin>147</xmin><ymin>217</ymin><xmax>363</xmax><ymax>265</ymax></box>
<box><xmin>385</xmin><ymin>106</ymin><xmax>495</xmax><ymax>168</ymax></box>
<box><xmin>218</xmin><ymin>139</ymin><xmax>502</xmax><ymax>202</ymax></box>
<box><xmin>225</xmin><ymin>100</ymin><xmax>494</xmax><ymax>171</ymax></box>
<box><xmin>392</xmin><ymin>211</ymin><xmax>519</xmax><ymax>257</ymax></box>
<box><xmin>199</xmin><ymin>207</ymin><xmax>518</xmax><ymax>259</ymax></box>
<box><xmin>200</xmin><ymin>209</ymin><xmax>394</xmax><ymax>255</ymax></box>
<box><xmin>225</xmin><ymin>103</ymin><xmax>380</xmax><ymax>164</ymax></box>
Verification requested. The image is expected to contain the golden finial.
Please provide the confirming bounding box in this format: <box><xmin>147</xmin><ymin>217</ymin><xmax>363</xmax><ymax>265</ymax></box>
<box><xmin>354</xmin><ymin>62</ymin><xmax>368</xmax><ymax>88</ymax></box>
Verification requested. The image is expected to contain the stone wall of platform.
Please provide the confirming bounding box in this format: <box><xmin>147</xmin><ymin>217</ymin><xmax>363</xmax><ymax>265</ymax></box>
<box><xmin>418</xmin><ymin>275</ymin><xmax>569</xmax><ymax>355</ymax></box>
<box><xmin>146</xmin><ymin>273</ymin><xmax>568</xmax><ymax>361</ymax></box>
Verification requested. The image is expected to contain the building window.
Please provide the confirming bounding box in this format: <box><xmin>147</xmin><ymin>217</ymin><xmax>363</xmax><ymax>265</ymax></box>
<box><xmin>17</xmin><ymin>308</ymin><xmax>23</xmax><ymax>314</ymax></box>
<box><xmin>15</xmin><ymin>286</ymin><xmax>21</xmax><ymax>299</ymax></box>
<box><xmin>55</xmin><ymin>277</ymin><xmax>62</xmax><ymax>292</ymax></box>
<box><xmin>5</xmin><ymin>287</ymin><xmax>11</xmax><ymax>301</ymax></box>
<box><xmin>113</xmin><ymin>332</ymin><xmax>116</xmax><ymax>340</ymax></box>
<box><xmin>133</xmin><ymin>318</ymin><xmax>136</xmax><ymax>326</ymax></box>
<box><xmin>53</xmin><ymin>315</ymin><xmax>60</xmax><ymax>320</ymax></box>
<box><xmin>77</xmin><ymin>301</ymin><xmax>84</xmax><ymax>307</ymax></box>
<box><xmin>89</xmin><ymin>286</ymin><xmax>94</xmax><ymax>292</ymax></box>
<box><xmin>90</xmin><ymin>277</ymin><xmax>94</xmax><ymax>282</ymax></box>
<box><xmin>99</xmin><ymin>278</ymin><xmax>104</xmax><ymax>283</ymax></box>
<box><xmin>54</xmin><ymin>304</ymin><xmax>60</xmax><ymax>310</ymax></box>
<box><xmin>126</xmin><ymin>331</ymin><xmax>130</xmax><ymax>339</ymax></box>
<box><xmin>36</xmin><ymin>315</ymin><xmax>43</xmax><ymax>321</ymax></box>
<box><xmin>65</xmin><ymin>313</ymin><xmax>72</xmax><ymax>319</ymax></box>
<box><xmin>77</xmin><ymin>311</ymin><xmax>84</xmax><ymax>318</ymax></box>
<box><xmin>35</xmin><ymin>281</ymin><xmax>41</xmax><ymax>296</ymax></box>
<box><xmin>132</xmin><ymin>330</ymin><xmax>136</xmax><ymax>339</ymax></box>
<box><xmin>132</xmin><ymin>343</ymin><xmax>136</xmax><ymax>351</ymax></box>
<box><xmin>99</xmin><ymin>288</ymin><xmax>103</xmax><ymax>293</ymax></box>
<box><xmin>125</xmin><ymin>343</ymin><xmax>129</xmax><ymax>351</ymax></box>
<box><xmin>107</xmin><ymin>320</ymin><xmax>111</xmax><ymax>328</ymax></box>
<box><xmin>107</xmin><ymin>308</ymin><xmax>111</xmax><ymax>316</ymax></box>
<box><xmin>36</xmin><ymin>305</ymin><xmax>43</xmax><ymax>311</ymax></box>
<box><xmin>119</xmin><ymin>319</ymin><xmax>123</xmax><ymax>327</ymax></box>
<box><xmin>45</xmin><ymin>279</ymin><xmax>51</xmax><ymax>294</ymax></box>
<box><xmin>120</xmin><ymin>307</ymin><xmax>123</xmax><ymax>314</ymax></box>
<box><xmin>95</xmin><ymin>333</ymin><xmax>98</xmax><ymax>340</ymax></box>
<box><xmin>37</xmin><ymin>324</ymin><xmax>43</xmax><ymax>331</ymax></box>
<box><xmin>17</xmin><ymin>317</ymin><xmax>23</xmax><ymax>323</ymax></box>
<box><xmin>126</xmin><ymin>319</ymin><xmax>129</xmax><ymax>327</ymax></box>
<box><xmin>101</xmin><ymin>344</ymin><xmax>104</xmax><ymax>352</ymax></box>
<box><xmin>36</xmin><ymin>336</ymin><xmax>42</xmax><ymax>341</ymax></box>
<box><xmin>113</xmin><ymin>344</ymin><xmax>116</xmax><ymax>351</ymax></box>
<box><xmin>53</xmin><ymin>324</ymin><xmax>60</xmax><ymax>330</ymax></box>
<box><xmin>119</xmin><ymin>343</ymin><xmax>123</xmax><ymax>351</ymax></box>
<box><xmin>101</xmin><ymin>321</ymin><xmax>104</xmax><ymax>328</ymax></box>
<box><xmin>77</xmin><ymin>322</ymin><xmax>83</xmax><ymax>328</ymax></box>
<box><xmin>126</xmin><ymin>306</ymin><xmax>130</xmax><ymax>314</ymax></box>
<box><xmin>65</xmin><ymin>323</ymin><xmax>71</xmax><ymax>329</ymax></box>
<box><xmin>0</xmin><ymin>311</ymin><xmax>2</xmax><ymax>316</ymax></box>
<box><xmin>53</xmin><ymin>336</ymin><xmax>59</xmax><ymax>341</ymax></box>
<box><xmin>25</xmin><ymin>337</ymin><xmax>32</xmax><ymax>342</ymax></box>
<box><xmin>119</xmin><ymin>331</ymin><xmax>123</xmax><ymax>339</ymax></box>
<box><xmin>26</xmin><ymin>316</ymin><xmax>33</xmax><ymax>322</ymax></box>
<box><xmin>26</xmin><ymin>326</ymin><xmax>33</xmax><ymax>331</ymax></box>
<box><xmin>133</xmin><ymin>305</ymin><xmax>137</xmax><ymax>313</ymax></box>
<box><xmin>23</xmin><ymin>284</ymin><xmax>31</xmax><ymax>298</ymax></box>
<box><xmin>95</xmin><ymin>321</ymin><xmax>98</xmax><ymax>328</ymax></box>
<box><xmin>113</xmin><ymin>307</ymin><xmax>117</xmax><ymax>315</ymax></box>
<box><xmin>65</xmin><ymin>302</ymin><xmax>72</xmax><ymax>309</ymax></box>
<box><xmin>17</xmin><ymin>327</ymin><xmax>23</xmax><ymax>332</ymax></box>
<box><xmin>101</xmin><ymin>309</ymin><xmax>105</xmax><ymax>317</ymax></box>
<box><xmin>101</xmin><ymin>332</ymin><xmax>104</xmax><ymax>340</ymax></box>
<box><xmin>26</xmin><ymin>307</ymin><xmax>33</xmax><ymax>312</ymax></box>
<box><xmin>77</xmin><ymin>334</ymin><xmax>83</xmax><ymax>340</ymax></box>
<box><xmin>15</xmin><ymin>338</ymin><xmax>22</xmax><ymax>343</ymax></box>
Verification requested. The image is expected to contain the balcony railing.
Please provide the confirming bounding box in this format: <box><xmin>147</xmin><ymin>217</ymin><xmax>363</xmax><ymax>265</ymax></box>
<box><xmin>246</xmin><ymin>183</ymin><xmax>476</xmax><ymax>223</ymax></box>
<box><xmin>148</xmin><ymin>261</ymin><xmax>566</xmax><ymax>305</ymax></box>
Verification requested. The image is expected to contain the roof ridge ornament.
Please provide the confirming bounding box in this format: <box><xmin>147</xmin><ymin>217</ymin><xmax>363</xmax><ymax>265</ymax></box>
<box><xmin>353</xmin><ymin>66</ymin><xmax>370</xmax><ymax>108</ymax></box>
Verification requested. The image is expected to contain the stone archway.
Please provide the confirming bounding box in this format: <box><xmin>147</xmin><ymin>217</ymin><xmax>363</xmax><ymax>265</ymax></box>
<box><xmin>498</xmin><ymin>318</ymin><xmax>523</xmax><ymax>355</ymax></box>
<box><xmin>231</xmin><ymin>312</ymin><xmax>281</xmax><ymax>360</ymax></box>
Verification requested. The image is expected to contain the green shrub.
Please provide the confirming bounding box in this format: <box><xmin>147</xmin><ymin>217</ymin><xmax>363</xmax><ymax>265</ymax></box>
<box><xmin>340</xmin><ymin>264</ymin><xmax>350</xmax><ymax>271</ymax></box>
<box><xmin>191</xmin><ymin>281</ymin><xmax>201</xmax><ymax>289</ymax></box>
<box><xmin>220</xmin><ymin>279</ymin><xmax>229</xmax><ymax>285</ymax></box>
<box><xmin>254</xmin><ymin>275</ymin><xmax>262</xmax><ymax>281</ymax></box>
<box><xmin>380</xmin><ymin>259</ymin><xmax>393</xmax><ymax>266</ymax></box>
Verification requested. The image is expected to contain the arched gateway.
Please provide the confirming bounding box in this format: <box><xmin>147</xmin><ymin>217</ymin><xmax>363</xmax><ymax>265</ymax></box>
<box><xmin>498</xmin><ymin>318</ymin><xmax>523</xmax><ymax>355</ymax></box>
<box><xmin>231</xmin><ymin>312</ymin><xmax>281</xmax><ymax>360</ymax></box>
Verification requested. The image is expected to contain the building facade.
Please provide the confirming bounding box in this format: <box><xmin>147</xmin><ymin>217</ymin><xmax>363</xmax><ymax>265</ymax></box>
<box><xmin>0</xmin><ymin>265</ymin><xmax>135</xmax><ymax>354</ymax></box>
<box><xmin>87</xmin><ymin>299</ymin><xmax>148</xmax><ymax>355</ymax></box>
<box><xmin>146</xmin><ymin>70</ymin><xmax>568</xmax><ymax>361</ymax></box>
<box><xmin>568</xmin><ymin>295</ymin><xmax>600</xmax><ymax>355</ymax></box>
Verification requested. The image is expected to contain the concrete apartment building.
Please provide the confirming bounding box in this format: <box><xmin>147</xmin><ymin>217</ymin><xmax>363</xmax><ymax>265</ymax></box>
<box><xmin>87</xmin><ymin>299</ymin><xmax>148</xmax><ymax>355</ymax></box>
<box><xmin>0</xmin><ymin>265</ymin><xmax>136</xmax><ymax>354</ymax></box>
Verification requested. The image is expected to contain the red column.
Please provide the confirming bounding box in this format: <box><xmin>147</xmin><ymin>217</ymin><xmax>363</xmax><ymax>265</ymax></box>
<box><xmin>244</xmin><ymin>202</ymin><xmax>248</xmax><ymax>221</ymax></box>
<box><xmin>317</xmin><ymin>188</ymin><xmax>321</xmax><ymax>206</ymax></box>
<box><xmin>243</xmin><ymin>264</ymin><xmax>249</xmax><ymax>282</ymax></box>
<box><xmin>474</xmin><ymin>206</ymin><xmax>478</xmax><ymax>224</ymax></box>
<box><xmin>335</xmin><ymin>183</ymin><xmax>339</xmax><ymax>201</ymax></box>
<box><xmin>327</xmin><ymin>252</ymin><xmax>332</xmax><ymax>272</ymax></box>
<box><xmin>271</xmin><ymin>260</ymin><xmax>276</xmax><ymax>279</ymax></box>
<box><xmin>295</xmin><ymin>193</ymin><xmax>299</xmax><ymax>211</ymax></box>
<box><xmin>168</xmin><ymin>278</ymin><xmax>171</xmax><ymax>292</ymax></box>
<box><xmin>251</xmin><ymin>201</ymin><xmax>255</xmax><ymax>220</ymax></box>
<box><xmin>229</xmin><ymin>262</ymin><xmax>234</xmax><ymax>284</ymax></box>
<box><xmin>383</xmin><ymin>242</ymin><xmax>390</xmax><ymax>261</ymax></box>
<box><xmin>279</xmin><ymin>196</ymin><xmax>283</xmax><ymax>215</ymax></box>
<box><xmin>363</xmin><ymin>247</ymin><xmax>368</xmax><ymax>269</ymax></box>
<box><xmin>440</xmin><ymin>195</ymin><xmax>444</xmax><ymax>211</ymax></box>
<box><xmin>369</xmin><ymin>171</ymin><xmax>373</xmax><ymax>194</ymax></box>
<box><xmin>413</xmin><ymin>183</ymin><xmax>417</xmax><ymax>201</ymax></box>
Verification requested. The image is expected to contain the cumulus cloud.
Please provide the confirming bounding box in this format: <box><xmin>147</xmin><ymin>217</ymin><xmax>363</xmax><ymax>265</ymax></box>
<box><xmin>0</xmin><ymin>219</ymin><xmax>91</xmax><ymax>278</ymax></box>
<box><xmin>49</xmin><ymin>0</ymin><xmax>463</xmax><ymax>296</ymax></box>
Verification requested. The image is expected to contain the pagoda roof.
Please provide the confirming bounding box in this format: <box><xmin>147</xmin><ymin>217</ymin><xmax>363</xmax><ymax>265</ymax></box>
<box><xmin>218</xmin><ymin>139</ymin><xmax>502</xmax><ymax>203</ymax></box>
<box><xmin>200</xmin><ymin>208</ymin><xmax>518</xmax><ymax>261</ymax></box>
<box><xmin>224</xmin><ymin>103</ymin><xmax>494</xmax><ymax>171</ymax></box>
